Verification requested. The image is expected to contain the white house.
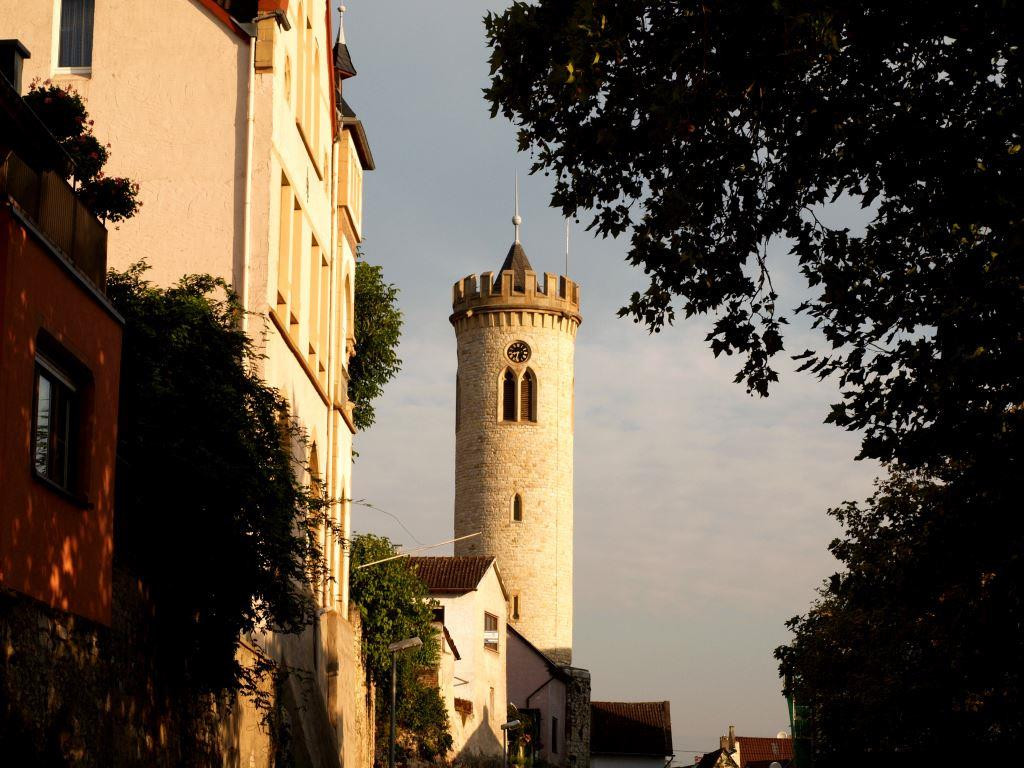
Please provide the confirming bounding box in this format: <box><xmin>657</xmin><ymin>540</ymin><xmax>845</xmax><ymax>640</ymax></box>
<box><xmin>408</xmin><ymin>556</ymin><xmax>509</xmax><ymax>760</ymax></box>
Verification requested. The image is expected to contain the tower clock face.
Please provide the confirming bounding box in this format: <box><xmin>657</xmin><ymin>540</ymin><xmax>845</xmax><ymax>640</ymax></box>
<box><xmin>506</xmin><ymin>341</ymin><xmax>531</xmax><ymax>363</ymax></box>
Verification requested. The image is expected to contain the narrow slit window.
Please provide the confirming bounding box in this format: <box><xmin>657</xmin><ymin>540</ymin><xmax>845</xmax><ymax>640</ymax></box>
<box><xmin>512</xmin><ymin>494</ymin><xmax>523</xmax><ymax>522</ymax></box>
<box><xmin>502</xmin><ymin>369</ymin><xmax>516</xmax><ymax>421</ymax></box>
<box><xmin>58</xmin><ymin>0</ymin><xmax>95</xmax><ymax>69</ymax></box>
<box><xmin>520</xmin><ymin>369</ymin><xmax>536</xmax><ymax>422</ymax></box>
<box><xmin>512</xmin><ymin>595</ymin><xmax>520</xmax><ymax>620</ymax></box>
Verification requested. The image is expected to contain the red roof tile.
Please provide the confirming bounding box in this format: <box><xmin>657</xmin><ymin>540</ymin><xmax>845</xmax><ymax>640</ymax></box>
<box><xmin>407</xmin><ymin>556</ymin><xmax>495</xmax><ymax>594</ymax></box>
<box><xmin>590</xmin><ymin>701</ymin><xmax>673</xmax><ymax>757</ymax></box>
<box><xmin>736</xmin><ymin>737</ymin><xmax>793</xmax><ymax>767</ymax></box>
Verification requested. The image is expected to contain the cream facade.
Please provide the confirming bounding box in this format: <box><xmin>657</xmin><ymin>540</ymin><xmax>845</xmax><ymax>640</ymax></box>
<box><xmin>409</xmin><ymin>557</ymin><xmax>510</xmax><ymax>760</ymax></box>
<box><xmin>0</xmin><ymin>2</ymin><xmax>373</xmax><ymax>766</ymax></box>
<box><xmin>451</xmin><ymin>242</ymin><xmax>581</xmax><ymax>665</ymax></box>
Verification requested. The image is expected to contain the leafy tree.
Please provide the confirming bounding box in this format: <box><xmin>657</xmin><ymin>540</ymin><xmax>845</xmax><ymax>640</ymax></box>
<box><xmin>107</xmin><ymin>263</ymin><xmax>331</xmax><ymax>698</ymax></box>
<box><xmin>349</xmin><ymin>534</ymin><xmax>452</xmax><ymax>764</ymax></box>
<box><xmin>485</xmin><ymin>1</ymin><xmax>1024</xmax><ymax>755</ymax></box>
<box><xmin>777</xmin><ymin>462</ymin><xmax>1024</xmax><ymax>757</ymax></box>
<box><xmin>349</xmin><ymin>258</ymin><xmax>403</xmax><ymax>431</ymax></box>
<box><xmin>483</xmin><ymin>1</ymin><xmax>1024</xmax><ymax>472</ymax></box>
<box><xmin>25</xmin><ymin>82</ymin><xmax>140</xmax><ymax>222</ymax></box>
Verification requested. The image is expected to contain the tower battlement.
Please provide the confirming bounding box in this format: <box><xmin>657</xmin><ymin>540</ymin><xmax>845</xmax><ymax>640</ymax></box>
<box><xmin>451</xmin><ymin>269</ymin><xmax>581</xmax><ymax>324</ymax></box>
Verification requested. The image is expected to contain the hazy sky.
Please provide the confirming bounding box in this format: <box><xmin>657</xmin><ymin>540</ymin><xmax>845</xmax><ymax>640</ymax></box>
<box><xmin>338</xmin><ymin>2</ymin><xmax>877</xmax><ymax>757</ymax></box>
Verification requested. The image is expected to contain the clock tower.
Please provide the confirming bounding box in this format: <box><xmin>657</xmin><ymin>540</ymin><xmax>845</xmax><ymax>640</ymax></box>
<box><xmin>449</xmin><ymin>215</ymin><xmax>581</xmax><ymax>665</ymax></box>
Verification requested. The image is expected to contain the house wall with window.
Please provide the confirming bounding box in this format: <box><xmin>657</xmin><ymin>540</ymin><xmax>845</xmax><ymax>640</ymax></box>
<box><xmin>408</xmin><ymin>556</ymin><xmax>509</xmax><ymax>760</ymax></box>
<box><xmin>0</xmin><ymin>3</ymin><xmax>373</xmax><ymax>767</ymax></box>
<box><xmin>0</xmin><ymin>150</ymin><xmax>122</xmax><ymax>628</ymax></box>
<box><xmin>507</xmin><ymin>624</ymin><xmax>570</xmax><ymax>766</ymax></box>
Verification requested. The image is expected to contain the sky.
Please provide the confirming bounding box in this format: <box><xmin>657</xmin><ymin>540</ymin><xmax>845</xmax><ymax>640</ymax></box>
<box><xmin>336</xmin><ymin>1</ymin><xmax>878</xmax><ymax>757</ymax></box>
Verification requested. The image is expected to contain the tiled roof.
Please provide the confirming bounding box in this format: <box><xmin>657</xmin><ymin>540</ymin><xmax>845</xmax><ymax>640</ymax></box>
<box><xmin>495</xmin><ymin>241</ymin><xmax>534</xmax><ymax>292</ymax></box>
<box><xmin>736</xmin><ymin>737</ymin><xmax>793</xmax><ymax>767</ymax></box>
<box><xmin>590</xmin><ymin>701</ymin><xmax>673</xmax><ymax>757</ymax></box>
<box><xmin>407</xmin><ymin>556</ymin><xmax>495</xmax><ymax>594</ymax></box>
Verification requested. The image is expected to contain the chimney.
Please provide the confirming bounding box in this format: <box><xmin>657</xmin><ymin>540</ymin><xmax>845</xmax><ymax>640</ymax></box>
<box><xmin>728</xmin><ymin>725</ymin><xmax>736</xmax><ymax>752</ymax></box>
<box><xmin>0</xmin><ymin>39</ymin><xmax>30</xmax><ymax>92</ymax></box>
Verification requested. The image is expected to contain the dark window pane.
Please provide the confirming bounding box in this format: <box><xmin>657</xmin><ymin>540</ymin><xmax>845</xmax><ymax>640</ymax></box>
<box><xmin>34</xmin><ymin>373</ymin><xmax>52</xmax><ymax>475</ymax></box>
<box><xmin>33</xmin><ymin>361</ymin><xmax>76</xmax><ymax>491</ymax></box>
<box><xmin>58</xmin><ymin>0</ymin><xmax>95</xmax><ymax>68</ymax></box>
<box><xmin>502</xmin><ymin>370</ymin><xmax>516</xmax><ymax>421</ymax></box>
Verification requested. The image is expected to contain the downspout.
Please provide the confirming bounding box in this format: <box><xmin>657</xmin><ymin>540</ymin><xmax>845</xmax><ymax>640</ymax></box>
<box><xmin>328</xmin><ymin>127</ymin><xmax>340</xmax><ymax>606</ymax></box>
<box><xmin>241</xmin><ymin>28</ymin><xmax>256</xmax><ymax>336</ymax></box>
<box><xmin>241</xmin><ymin>9</ymin><xmax>291</xmax><ymax>336</ymax></box>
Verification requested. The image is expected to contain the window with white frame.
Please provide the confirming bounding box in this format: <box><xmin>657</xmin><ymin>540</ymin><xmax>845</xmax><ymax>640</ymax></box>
<box><xmin>33</xmin><ymin>355</ymin><xmax>78</xmax><ymax>491</ymax></box>
<box><xmin>57</xmin><ymin>0</ymin><xmax>95</xmax><ymax>70</ymax></box>
<box><xmin>484</xmin><ymin>612</ymin><xmax>499</xmax><ymax>652</ymax></box>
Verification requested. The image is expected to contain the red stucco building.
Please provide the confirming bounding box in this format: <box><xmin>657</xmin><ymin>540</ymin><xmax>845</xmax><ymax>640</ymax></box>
<box><xmin>0</xmin><ymin>45</ymin><xmax>122</xmax><ymax>626</ymax></box>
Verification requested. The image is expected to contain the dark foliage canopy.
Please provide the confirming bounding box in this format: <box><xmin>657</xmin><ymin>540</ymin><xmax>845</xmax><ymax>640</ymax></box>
<box><xmin>349</xmin><ymin>259</ymin><xmax>403</xmax><ymax>432</ymax></box>
<box><xmin>108</xmin><ymin>264</ymin><xmax>329</xmax><ymax>696</ymax></box>
<box><xmin>484</xmin><ymin>0</ymin><xmax>1024</xmax><ymax>472</ymax></box>
<box><xmin>349</xmin><ymin>535</ymin><xmax>452</xmax><ymax>763</ymax></box>
<box><xmin>485</xmin><ymin>0</ymin><xmax>1024</xmax><ymax>755</ymax></box>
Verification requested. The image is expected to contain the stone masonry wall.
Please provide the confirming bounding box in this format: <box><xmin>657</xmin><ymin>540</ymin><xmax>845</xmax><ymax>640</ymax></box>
<box><xmin>452</xmin><ymin>275</ymin><xmax>579</xmax><ymax>665</ymax></box>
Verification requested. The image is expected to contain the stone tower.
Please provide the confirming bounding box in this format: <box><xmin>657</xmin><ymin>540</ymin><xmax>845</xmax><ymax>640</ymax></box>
<box><xmin>450</xmin><ymin>225</ymin><xmax>581</xmax><ymax>665</ymax></box>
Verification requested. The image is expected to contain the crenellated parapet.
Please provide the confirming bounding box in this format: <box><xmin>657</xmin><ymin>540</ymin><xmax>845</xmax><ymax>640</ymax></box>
<box><xmin>450</xmin><ymin>269</ymin><xmax>582</xmax><ymax>327</ymax></box>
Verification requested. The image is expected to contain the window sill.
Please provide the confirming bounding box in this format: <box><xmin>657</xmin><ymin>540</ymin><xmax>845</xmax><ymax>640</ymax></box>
<box><xmin>53</xmin><ymin>67</ymin><xmax>92</xmax><ymax>79</ymax></box>
<box><xmin>484</xmin><ymin>644</ymin><xmax>500</xmax><ymax>654</ymax></box>
<box><xmin>31</xmin><ymin>469</ymin><xmax>91</xmax><ymax>508</ymax></box>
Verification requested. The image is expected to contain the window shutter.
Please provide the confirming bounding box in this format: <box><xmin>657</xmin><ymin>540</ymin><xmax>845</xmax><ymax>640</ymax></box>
<box><xmin>520</xmin><ymin>370</ymin><xmax>535</xmax><ymax>422</ymax></box>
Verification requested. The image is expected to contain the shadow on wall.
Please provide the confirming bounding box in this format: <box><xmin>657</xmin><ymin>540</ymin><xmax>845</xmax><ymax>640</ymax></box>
<box><xmin>0</xmin><ymin>568</ymin><xmax>260</xmax><ymax>767</ymax></box>
<box><xmin>453</xmin><ymin>703</ymin><xmax>504</xmax><ymax>765</ymax></box>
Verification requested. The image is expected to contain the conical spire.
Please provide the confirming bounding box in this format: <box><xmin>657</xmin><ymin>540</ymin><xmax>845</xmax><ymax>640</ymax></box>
<box><xmin>497</xmin><ymin>241</ymin><xmax>534</xmax><ymax>292</ymax></box>
<box><xmin>497</xmin><ymin>173</ymin><xmax>534</xmax><ymax>291</ymax></box>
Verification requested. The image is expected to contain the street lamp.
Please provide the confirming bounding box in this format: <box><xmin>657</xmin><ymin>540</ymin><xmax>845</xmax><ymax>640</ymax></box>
<box><xmin>501</xmin><ymin>719</ymin><xmax>522</xmax><ymax>768</ymax></box>
<box><xmin>388</xmin><ymin>636</ymin><xmax>423</xmax><ymax>768</ymax></box>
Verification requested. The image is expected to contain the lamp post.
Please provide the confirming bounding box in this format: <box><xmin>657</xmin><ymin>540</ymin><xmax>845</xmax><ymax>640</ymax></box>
<box><xmin>501</xmin><ymin>719</ymin><xmax>522</xmax><ymax>768</ymax></box>
<box><xmin>388</xmin><ymin>636</ymin><xmax>423</xmax><ymax>768</ymax></box>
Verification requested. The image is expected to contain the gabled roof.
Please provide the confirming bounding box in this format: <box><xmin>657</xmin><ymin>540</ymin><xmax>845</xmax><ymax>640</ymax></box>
<box><xmin>590</xmin><ymin>701</ymin><xmax>673</xmax><ymax>758</ymax></box>
<box><xmin>408</xmin><ymin>556</ymin><xmax>504</xmax><ymax>597</ymax></box>
<box><xmin>506</xmin><ymin>623</ymin><xmax>569</xmax><ymax>680</ymax></box>
<box><xmin>496</xmin><ymin>241</ymin><xmax>534</xmax><ymax>292</ymax></box>
<box><xmin>735</xmin><ymin>737</ymin><xmax>792</xmax><ymax>768</ymax></box>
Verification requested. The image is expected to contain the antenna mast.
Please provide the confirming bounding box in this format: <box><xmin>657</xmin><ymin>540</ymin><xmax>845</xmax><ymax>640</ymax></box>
<box><xmin>513</xmin><ymin>172</ymin><xmax>522</xmax><ymax>243</ymax></box>
<box><xmin>565</xmin><ymin>219</ymin><xmax>570</xmax><ymax>275</ymax></box>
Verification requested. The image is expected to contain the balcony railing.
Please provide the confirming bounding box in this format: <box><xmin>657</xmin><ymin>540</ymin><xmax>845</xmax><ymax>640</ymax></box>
<box><xmin>0</xmin><ymin>151</ymin><xmax>108</xmax><ymax>290</ymax></box>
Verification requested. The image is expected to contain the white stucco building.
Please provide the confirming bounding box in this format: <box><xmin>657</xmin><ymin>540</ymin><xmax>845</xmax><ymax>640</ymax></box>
<box><xmin>408</xmin><ymin>556</ymin><xmax>509</xmax><ymax>760</ymax></box>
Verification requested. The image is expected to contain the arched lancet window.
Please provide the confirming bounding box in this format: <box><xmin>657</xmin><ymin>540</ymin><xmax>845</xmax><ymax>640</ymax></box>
<box><xmin>520</xmin><ymin>369</ymin><xmax>536</xmax><ymax>422</ymax></box>
<box><xmin>512</xmin><ymin>494</ymin><xmax>523</xmax><ymax>522</ymax></box>
<box><xmin>502</xmin><ymin>369</ymin><xmax>516</xmax><ymax>421</ymax></box>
